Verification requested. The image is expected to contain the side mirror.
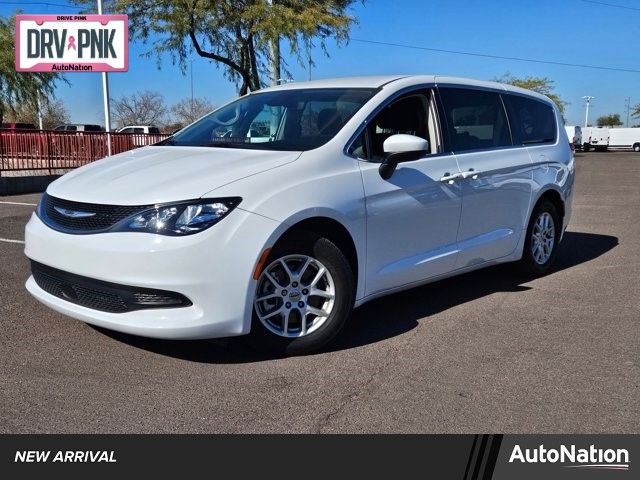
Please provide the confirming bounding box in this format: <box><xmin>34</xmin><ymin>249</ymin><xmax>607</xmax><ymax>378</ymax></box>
<box><xmin>379</xmin><ymin>134</ymin><xmax>429</xmax><ymax>180</ymax></box>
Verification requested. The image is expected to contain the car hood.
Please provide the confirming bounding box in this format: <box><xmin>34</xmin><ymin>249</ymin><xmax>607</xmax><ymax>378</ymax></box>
<box><xmin>47</xmin><ymin>146</ymin><xmax>301</xmax><ymax>205</ymax></box>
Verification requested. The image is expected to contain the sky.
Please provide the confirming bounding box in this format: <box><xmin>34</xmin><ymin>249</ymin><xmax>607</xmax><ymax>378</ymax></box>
<box><xmin>2</xmin><ymin>0</ymin><xmax>640</xmax><ymax>127</ymax></box>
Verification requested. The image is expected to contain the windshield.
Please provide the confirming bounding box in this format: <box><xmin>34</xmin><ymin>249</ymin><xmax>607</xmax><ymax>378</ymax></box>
<box><xmin>162</xmin><ymin>88</ymin><xmax>376</xmax><ymax>151</ymax></box>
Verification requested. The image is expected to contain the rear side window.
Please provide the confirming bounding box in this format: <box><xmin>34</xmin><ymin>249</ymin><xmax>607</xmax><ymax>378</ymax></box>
<box><xmin>149</xmin><ymin>127</ymin><xmax>160</xmax><ymax>134</ymax></box>
<box><xmin>507</xmin><ymin>95</ymin><xmax>556</xmax><ymax>145</ymax></box>
<box><xmin>66</xmin><ymin>125</ymin><xmax>77</xmax><ymax>131</ymax></box>
<box><xmin>438</xmin><ymin>88</ymin><xmax>512</xmax><ymax>152</ymax></box>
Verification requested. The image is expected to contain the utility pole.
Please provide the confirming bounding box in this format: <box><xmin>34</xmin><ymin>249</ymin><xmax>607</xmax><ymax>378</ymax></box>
<box><xmin>307</xmin><ymin>37</ymin><xmax>312</xmax><ymax>81</ymax></box>
<box><xmin>190</xmin><ymin>59</ymin><xmax>194</xmax><ymax>120</ymax></box>
<box><xmin>36</xmin><ymin>93</ymin><xmax>43</xmax><ymax>130</ymax></box>
<box><xmin>625</xmin><ymin>97</ymin><xmax>631</xmax><ymax>127</ymax></box>
<box><xmin>582</xmin><ymin>96</ymin><xmax>595</xmax><ymax>127</ymax></box>
<box><xmin>97</xmin><ymin>0</ymin><xmax>112</xmax><ymax>155</ymax></box>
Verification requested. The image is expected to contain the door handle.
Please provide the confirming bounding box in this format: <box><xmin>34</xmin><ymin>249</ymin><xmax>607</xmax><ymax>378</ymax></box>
<box><xmin>460</xmin><ymin>169</ymin><xmax>482</xmax><ymax>179</ymax></box>
<box><xmin>439</xmin><ymin>172</ymin><xmax>462</xmax><ymax>184</ymax></box>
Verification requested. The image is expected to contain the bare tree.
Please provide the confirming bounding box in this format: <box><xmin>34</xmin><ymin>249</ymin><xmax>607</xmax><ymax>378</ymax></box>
<box><xmin>171</xmin><ymin>97</ymin><xmax>216</xmax><ymax>127</ymax></box>
<box><xmin>111</xmin><ymin>90</ymin><xmax>167</xmax><ymax>128</ymax></box>
<box><xmin>6</xmin><ymin>99</ymin><xmax>70</xmax><ymax>130</ymax></box>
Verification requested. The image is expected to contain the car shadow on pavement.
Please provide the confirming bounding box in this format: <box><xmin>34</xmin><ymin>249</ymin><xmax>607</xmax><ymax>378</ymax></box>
<box><xmin>92</xmin><ymin>231</ymin><xmax>618</xmax><ymax>363</ymax></box>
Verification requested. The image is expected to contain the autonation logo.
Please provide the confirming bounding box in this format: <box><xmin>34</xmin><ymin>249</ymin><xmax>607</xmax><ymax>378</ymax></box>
<box><xmin>509</xmin><ymin>444</ymin><xmax>630</xmax><ymax>471</ymax></box>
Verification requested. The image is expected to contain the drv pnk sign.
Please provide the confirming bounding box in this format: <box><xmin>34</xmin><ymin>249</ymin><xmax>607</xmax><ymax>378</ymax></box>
<box><xmin>15</xmin><ymin>15</ymin><xmax>128</xmax><ymax>72</ymax></box>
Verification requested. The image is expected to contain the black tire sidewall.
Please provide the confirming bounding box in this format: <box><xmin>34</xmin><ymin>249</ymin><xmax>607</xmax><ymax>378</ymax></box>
<box><xmin>248</xmin><ymin>232</ymin><xmax>355</xmax><ymax>355</ymax></box>
<box><xmin>521</xmin><ymin>200</ymin><xmax>561</xmax><ymax>276</ymax></box>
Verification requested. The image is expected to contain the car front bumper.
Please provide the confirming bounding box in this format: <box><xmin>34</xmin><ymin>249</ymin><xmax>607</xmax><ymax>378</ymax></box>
<box><xmin>24</xmin><ymin>209</ymin><xmax>281</xmax><ymax>339</ymax></box>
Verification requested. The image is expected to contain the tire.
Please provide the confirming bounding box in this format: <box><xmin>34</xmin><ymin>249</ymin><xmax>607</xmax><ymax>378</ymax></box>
<box><xmin>633</xmin><ymin>143</ymin><xmax>640</xmax><ymax>153</ymax></box>
<box><xmin>248</xmin><ymin>231</ymin><xmax>355</xmax><ymax>355</ymax></box>
<box><xmin>583</xmin><ymin>144</ymin><xmax>590</xmax><ymax>152</ymax></box>
<box><xmin>520</xmin><ymin>200</ymin><xmax>561</xmax><ymax>276</ymax></box>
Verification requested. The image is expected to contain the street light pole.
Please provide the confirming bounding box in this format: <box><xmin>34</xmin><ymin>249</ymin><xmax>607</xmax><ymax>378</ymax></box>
<box><xmin>625</xmin><ymin>97</ymin><xmax>631</xmax><ymax>128</ymax></box>
<box><xmin>582</xmin><ymin>96</ymin><xmax>595</xmax><ymax>128</ymax></box>
<box><xmin>97</xmin><ymin>0</ymin><xmax>112</xmax><ymax>155</ymax></box>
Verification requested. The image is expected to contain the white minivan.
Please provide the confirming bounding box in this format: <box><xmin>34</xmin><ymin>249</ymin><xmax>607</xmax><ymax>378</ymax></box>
<box><xmin>25</xmin><ymin>76</ymin><xmax>575</xmax><ymax>354</ymax></box>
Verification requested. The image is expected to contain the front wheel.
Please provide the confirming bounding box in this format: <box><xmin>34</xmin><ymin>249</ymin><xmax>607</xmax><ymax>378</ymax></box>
<box><xmin>249</xmin><ymin>232</ymin><xmax>355</xmax><ymax>355</ymax></box>
<box><xmin>633</xmin><ymin>143</ymin><xmax>640</xmax><ymax>153</ymax></box>
<box><xmin>520</xmin><ymin>200</ymin><xmax>561</xmax><ymax>276</ymax></box>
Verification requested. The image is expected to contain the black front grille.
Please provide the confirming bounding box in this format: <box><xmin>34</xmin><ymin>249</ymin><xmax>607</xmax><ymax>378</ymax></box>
<box><xmin>40</xmin><ymin>193</ymin><xmax>151</xmax><ymax>233</ymax></box>
<box><xmin>31</xmin><ymin>261</ymin><xmax>192</xmax><ymax>313</ymax></box>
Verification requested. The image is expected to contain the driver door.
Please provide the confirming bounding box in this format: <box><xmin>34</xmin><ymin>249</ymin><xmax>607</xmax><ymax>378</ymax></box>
<box><xmin>353</xmin><ymin>90</ymin><xmax>463</xmax><ymax>297</ymax></box>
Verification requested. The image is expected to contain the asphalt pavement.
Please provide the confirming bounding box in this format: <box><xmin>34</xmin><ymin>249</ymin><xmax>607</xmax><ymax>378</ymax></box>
<box><xmin>0</xmin><ymin>152</ymin><xmax>638</xmax><ymax>433</ymax></box>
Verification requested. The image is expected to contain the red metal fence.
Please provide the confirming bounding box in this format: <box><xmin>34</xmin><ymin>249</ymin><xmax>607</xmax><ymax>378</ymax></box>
<box><xmin>0</xmin><ymin>130</ymin><xmax>171</xmax><ymax>175</ymax></box>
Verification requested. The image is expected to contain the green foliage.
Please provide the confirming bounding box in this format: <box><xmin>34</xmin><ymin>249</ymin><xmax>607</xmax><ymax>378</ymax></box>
<box><xmin>0</xmin><ymin>15</ymin><xmax>65</xmax><ymax>124</ymax></box>
<box><xmin>632</xmin><ymin>103</ymin><xmax>640</xmax><ymax>119</ymax></box>
<box><xmin>596</xmin><ymin>113</ymin><xmax>623</xmax><ymax>127</ymax></box>
<box><xmin>111</xmin><ymin>0</ymin><xmax>358</xmax><ymax>93</ymax></box>
<box><xmin>494</xmin><ymin>73</ymin><xmax>567</xmax><ymax>114</ymax></box>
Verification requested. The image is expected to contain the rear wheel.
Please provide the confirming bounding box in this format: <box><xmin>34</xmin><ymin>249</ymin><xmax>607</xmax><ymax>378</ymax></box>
<box><xmin>249</xmin><ymin>232</ymin><xmax>355</xmax><ymax>355</ymax></box>
<box><xmin>633</xmin><ymin>143</ymin><xmax>640</xmax><ymax>153</ymax></box>
<box><xmin>583</xmin><ymin>144</ymin><xmax>590</xmax><ymax>152</ymax></box>
<box><xmin>520</xmin><ymin>200</ymin><xmax>561</xmax><ymax>276</ymax></box>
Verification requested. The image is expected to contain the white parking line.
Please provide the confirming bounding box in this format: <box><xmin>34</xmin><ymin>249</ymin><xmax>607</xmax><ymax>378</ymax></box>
<box><xmin>0</xmin><ymin>201</ymin><xmax>37</xmax><ymax>206</ymax></box>
<box><xmin>0</xmin><ymin>238</ymin><xmax>25</xmax><ymax>244</ymax></box>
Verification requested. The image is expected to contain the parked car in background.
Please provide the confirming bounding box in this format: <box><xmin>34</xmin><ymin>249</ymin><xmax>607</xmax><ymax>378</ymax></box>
<box><xmin>54</xmin><ymin>124</ymin><xmax>105</xmax><ymax>132</ymax></box>
<box><xmin>564</xmin><ymin>125</ymin><xmax>582</xmax><ymax>150</ymax></box>
<box><xmin>116</xmin><ymin>125</ymin><xmax>163</xmax><ymax>147</ymax></box>
<box><xmin>25</xmin><ymin>75</ymin><xmax>574</xmax><ymax>354</ymax></box>
<box><xmin>608</xmin><ymin>128</ymin><xmax>640</xmax><ymax>152</ymax></box>
<box><xmin>117</xmin><ymin>125</ymin><xmax>161</xmax><ymax>134</ymax></box>
<box><xmin>1</xmin><ymin>122</ymin><xmax>37</xmax><ymax>130</ymax></box>
<box><xmin>581</xmin><ymin>126</ymin><xmax>609</xmax><ymax>151</ymax></box>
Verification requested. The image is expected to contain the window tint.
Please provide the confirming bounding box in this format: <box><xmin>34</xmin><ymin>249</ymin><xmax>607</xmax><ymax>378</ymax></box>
<box><xmin>149</xmin><ymin>127</ymin><xmax>160</xmax><ymax>134</ymax></box>
<box><xmin>66</xmin><ymin>125</ymin><xmax>77</xmax><ymax>132</ymax></box>
<box><xmin>439</xmin><ymin>88</ymin><xmax>511</xmax><ymax>152</ymax></box>
<box><xmin>508</xmin><ymin>95</ymin><xmax>556</xmax><ymax>145</ymax></box>
<box><xmin>133</xmin><ymin>127</ymin><xmax>144</xmax><ymax>134</ymax></box>
<box><xmin>347</xmin><ymin>130</ymin><xmax>368</xmax><ymax>158</ymax></box>
<box><xmin>368</xmin><ymin>94</ymin><xmax>429</xmax><ymax>161</ymax></box>
<box><xmin>84</xmin><ymin>125</ymin><xmax>103</xmax><ymax>132</ymax></box>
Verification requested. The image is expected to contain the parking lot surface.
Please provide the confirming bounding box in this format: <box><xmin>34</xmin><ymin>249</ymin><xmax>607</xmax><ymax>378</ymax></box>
<box><xmin>0</xmin><ymin>152</ymin><xmax>638</xmax><ymax>433</ymax></box>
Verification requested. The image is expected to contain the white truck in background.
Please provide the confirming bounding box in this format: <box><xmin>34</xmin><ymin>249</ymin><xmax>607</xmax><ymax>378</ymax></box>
<box><xmin>581</xmin><ymin>126</ymin><xmax>610</xmax><ymax>152</ymax></box>
<box><xmin>564</xmin><ymin>125</ymin><xmax>582</xmax><ymax>149</ymax></box>
<box><xmin>608</xmin><ymin>128</ymin><xmax>640</xmax><ymax>152</ymax></box>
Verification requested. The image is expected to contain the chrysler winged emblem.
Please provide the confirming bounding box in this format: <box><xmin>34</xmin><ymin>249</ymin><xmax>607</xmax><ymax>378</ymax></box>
<box><xmin>53</xmin><ymin>206</ymin><xmax>97</xmax><ymax>218</ymax></box>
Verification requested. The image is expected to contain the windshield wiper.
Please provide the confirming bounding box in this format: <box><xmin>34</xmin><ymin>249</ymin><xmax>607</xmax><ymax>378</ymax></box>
<box><xmin>207</xmin><ymin>141</ymin><xmax>250</xmax><ymax>148</ymax></box>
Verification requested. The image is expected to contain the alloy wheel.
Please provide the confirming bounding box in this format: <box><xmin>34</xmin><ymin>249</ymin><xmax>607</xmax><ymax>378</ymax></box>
<box><xmin>254</xmin><ymin>255</ymin><xmax>336</xmax><ymax>338</ymax></box>
<box><xmin>531</xmin><ymin>212</ymin><xmax>555</xmax><ymax>265</ymax></box>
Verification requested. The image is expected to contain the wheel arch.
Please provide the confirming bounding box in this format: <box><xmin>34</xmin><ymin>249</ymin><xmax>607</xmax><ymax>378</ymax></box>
<box><xmin>271</xmin><ymin>216</ymin><xmax>360</xmax><ymax>291</ymax></box>
<box><xmin>530</xmin><ymin>188</ymin><xmax>565</xmax><ymax>233</ymax></box>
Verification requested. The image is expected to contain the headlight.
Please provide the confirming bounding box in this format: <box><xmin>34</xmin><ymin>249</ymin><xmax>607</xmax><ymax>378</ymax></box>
<box><xmin>113</xmin><ymin>197</ymin><xmax>241</xmax><ymax>236</ymax></box>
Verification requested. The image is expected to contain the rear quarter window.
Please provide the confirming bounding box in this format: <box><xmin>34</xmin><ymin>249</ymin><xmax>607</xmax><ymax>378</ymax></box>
<box><xmin>507</xmin><ymin>95</ymin><xmax>556</xmax><ymax>145</ymax></box>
